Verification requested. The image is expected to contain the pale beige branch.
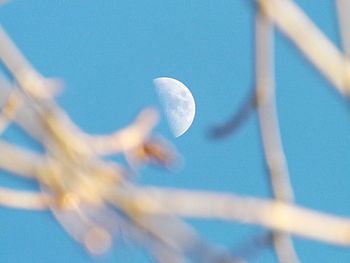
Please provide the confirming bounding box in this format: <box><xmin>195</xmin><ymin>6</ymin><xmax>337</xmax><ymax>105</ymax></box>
<box><xmin>336</xmin><ymin>0</ymin><xmax>350</xmax><ymax>57</ymax></box>
<box><xmin>0</xmin><ymin>88</ymin><xmax>22</xmax><ymax>135</ymax></box>
<box><xmin>255</xmin><ymin>9</ymin><xmax>299</xmax><ymax>263</ymax></box>
<box><xmin>255</xmin><ymin>7</ymin><xmax>294</xmax><ymax>203</ymax></box>
<box><xmin>0</xmin><ymin>186</ymin><xmax>48</xmax><ymax>210</ymax></box>
<box><xmin>0</xmin><ymin>26</ymin><xmax>33</xmax><ymax>81</ymax></box>
<box><xmin>0</xmin><ymin>140</ymin><xmax>43</xmax><ymax>178</ymax></box>
<box><xmin>0</xmin><ymin>74</ymin><xmax>158</xmax><ymax>158</ymax></box>
<box><xmin>0</xmin><ymin>26</ymin><xmax>59</xmax><ymax>99</ymax></box>
<box><xmin>124</xmin><ymin>187</ymin><xmax>350</xmax><ymax>247</ymax></box>
<box><xmin>259</xmin><ymin>0</ymin><xmax>350</xmax><ymax>95</ymax></box>
<box><xmin>90</xmin><ymin>107</ymin><xmax>159</xmax><ymax>156</ymax></box>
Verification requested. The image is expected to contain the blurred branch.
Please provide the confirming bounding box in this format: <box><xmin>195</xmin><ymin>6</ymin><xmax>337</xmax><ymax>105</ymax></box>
<box><xmin>255</xmin><ymin>4</ymin><xmax>293</xmax><ymax>204</ymax></box>
<box><xmin>258</xmin><ymin>0</ymin><xmax>350</xmax><ymax>96</ymax></box>
<box><xmin>255</xmin><ymin>8</ymin><xmax>299</xmax><ymax>263</ymax></box>
<box><xmin>0</xmin><ymin>140</ymin><xmax>42</xmax><ymax>178</ymax></box>
<box><xmin>0</xmin><ymin>186</ymin><xmax>47</xmax><ymax>210</ymax></box>
<box><xmin>0</xmin><ymin>26</ymin><xmax>58</xmax><ymax>99</ymax></box>
<box><xmin>208</xmin><ymin>89</ymin><xmax>256</xmax><ymax>139</ymax></box>
<box><xmin>90</xmin><ymin>107</ymin><xmax>159</xmax><ymax>155</ymax></box>
<box><xmin>231</xmin><ymin>232</ymin><xmax>273</xmax><ymax>260</ymax></box>
<box><xmin>125</xmin><ymin>187</ymin><xmax>350</xmax><ymax>246</ymax></box>
<box><xmin>0</xmin><ymin>88</ymin><xmax>22</xmax><ymax>134</ymax></box>
<box><xmin>336</xmin><ymin>0</ymin><xmax>350</xmax><ymax>57</ymax></box>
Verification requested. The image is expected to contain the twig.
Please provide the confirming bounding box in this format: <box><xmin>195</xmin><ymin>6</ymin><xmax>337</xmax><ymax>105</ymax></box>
<box><xmin>208</xmin><ymin>89</ymin><xmax>256</xmax><ymax>139</ymax></box>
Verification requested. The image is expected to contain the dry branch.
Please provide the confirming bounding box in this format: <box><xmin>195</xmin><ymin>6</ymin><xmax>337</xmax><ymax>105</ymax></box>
<box><xmin>259</xmin><ymin>0</ymin><xmax>350</xmax><ymax>95</ymax></box>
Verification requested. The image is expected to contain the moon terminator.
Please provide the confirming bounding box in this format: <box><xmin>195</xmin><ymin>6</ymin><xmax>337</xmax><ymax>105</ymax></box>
<box><xmin>153</xmin><ymin>77</ymin><xmax>196</xmax><ymax>137</ymax></box>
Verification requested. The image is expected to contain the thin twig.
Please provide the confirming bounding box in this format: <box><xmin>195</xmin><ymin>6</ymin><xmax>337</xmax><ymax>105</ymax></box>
<box><xmin>208</xmin><ymin>89</ymin><xmax>256</xmax><ymax>139</ymax></box>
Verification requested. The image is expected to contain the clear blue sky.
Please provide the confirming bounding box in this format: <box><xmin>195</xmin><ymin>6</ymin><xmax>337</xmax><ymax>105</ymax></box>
<box><xmin>1</xmin><ymin>1</ymin><xmax>350</xmax><ymax>262</ymax></box>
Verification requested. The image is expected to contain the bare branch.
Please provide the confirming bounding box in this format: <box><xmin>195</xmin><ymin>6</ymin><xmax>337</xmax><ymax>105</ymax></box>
<box><xmin>124</xmin><ymin>187</ymin><xmax>350</xmax><ymax>246</ymax></box>
<box><xmin>255</xmin><ymin>8</ymin><xmax>299</xmax><ymax>263</ymax></box>
<box><xmin>336</xmin><ymin>0</ymin><xmax>350</xmax><ymax>57</ymax></box>
<box><xmin>0</xmin><ymin>186</ymin><xmax>47</xmax><ymax>210</ymax></box>
<box><xmin>255</xmin><ymin>6</ymin><xmax>294</xmax><ymax>202</ymax></box>
<box><xmin>258</xmin><ymin>0</ymin><xmax>350</xmax><ymax>95</ymax></box>
<box><xmin>0</xmin><ymin>140</ymin><xmax>43</xmax><ymax>178</ymax></box>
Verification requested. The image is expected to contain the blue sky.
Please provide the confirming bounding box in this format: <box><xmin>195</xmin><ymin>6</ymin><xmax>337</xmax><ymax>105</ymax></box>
<box><xmin>1</xmin><ymin>1</ymin><xmax>350</xmax><ymax>262</ymax></box>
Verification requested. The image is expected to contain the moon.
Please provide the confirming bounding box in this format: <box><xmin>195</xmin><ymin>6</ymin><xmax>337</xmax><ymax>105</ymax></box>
<box><xmin>153</xmin><ymin>77</ymin><xmax>195</xmax><ymax>137</ymax></box>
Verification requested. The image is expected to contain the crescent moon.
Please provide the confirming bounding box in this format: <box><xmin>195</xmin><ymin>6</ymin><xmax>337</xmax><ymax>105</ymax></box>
<box><xmin>153</xmin><ymin>77</ymin><xmax>196</xmax><ymax>137</ymax></box>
